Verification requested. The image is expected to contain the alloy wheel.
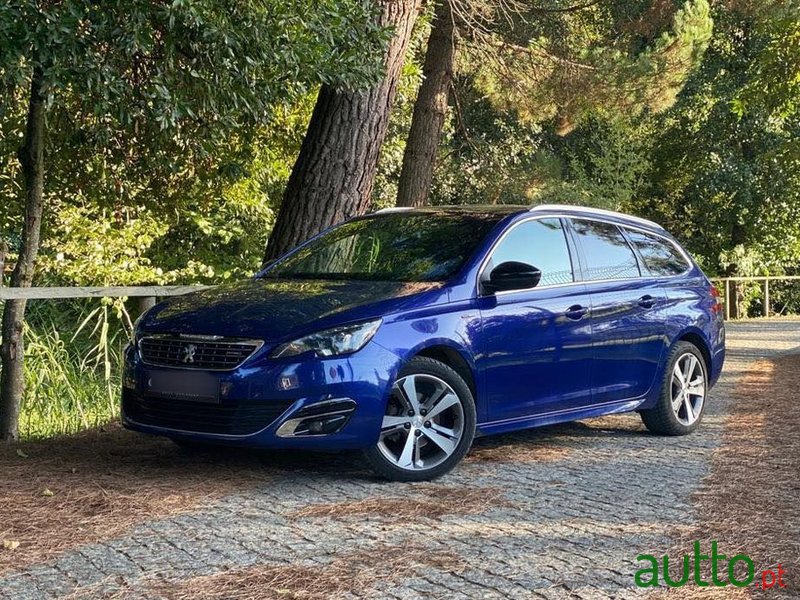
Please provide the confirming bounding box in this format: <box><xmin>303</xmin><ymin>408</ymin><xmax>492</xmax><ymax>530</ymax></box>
<box><xmin>377</xmin><ymin>373</ymin><xmax>465</xmax><ymax>471</ymax></box>
<box><xmin>670</xmin><ymin>353</ymin><xmax>706</xmax><ymax>426</ymax></box>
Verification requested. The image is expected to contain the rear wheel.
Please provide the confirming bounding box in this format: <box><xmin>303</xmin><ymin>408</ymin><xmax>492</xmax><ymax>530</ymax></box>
<box><xmin>641</xmin><ymin>341</ymin><xmax>707</xmax><ymax>435</ymax></box>
<box><xmin>365</xmin><ymin>356</ymin><xmax>476</xmax><ymax>481</ymax></box>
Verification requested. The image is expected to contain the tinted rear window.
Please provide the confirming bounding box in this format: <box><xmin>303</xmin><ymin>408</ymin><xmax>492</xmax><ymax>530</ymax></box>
<box><xmin>625</xmin><ymin>229</ymin><xmax>689</xmax><ymax>276</ymax></box>
<box><xmin>571</xmin><ymin>219</ymin><xmax>641</xmax><ymax>281</ymax></box>
<box><xmin>267</xmin><ymin>213</ymin><xmax>503</xmax><ymax>282</ymax></box>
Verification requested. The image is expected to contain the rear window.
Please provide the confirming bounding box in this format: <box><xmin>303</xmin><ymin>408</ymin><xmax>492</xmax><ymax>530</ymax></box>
<box><xmin>571</xmin><ymin>219</ymin><xmax>641</xmax><ymax>281</ymax></box>
<box><xmin>625</xmin><ymin>229</ymin><xmax>690</xmax><ymax>276</ymax></box>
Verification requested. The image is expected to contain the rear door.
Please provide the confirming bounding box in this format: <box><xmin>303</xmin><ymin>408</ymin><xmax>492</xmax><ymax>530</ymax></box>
<box><xmin>477</xmin><ymin>217</ymin><xmax>594</xmax><ymax>422</ymax></box>
<box><xmin>568</xmin><ymin>219</ymin><xmax>667</xmax><ymax>404</ymax></box>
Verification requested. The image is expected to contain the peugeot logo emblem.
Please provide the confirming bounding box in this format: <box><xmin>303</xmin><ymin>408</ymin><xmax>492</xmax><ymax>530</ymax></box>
<box><xmin>182</xmin><ymin>343</ymin><xmax>197</xmax><ymax>364</ymax></box>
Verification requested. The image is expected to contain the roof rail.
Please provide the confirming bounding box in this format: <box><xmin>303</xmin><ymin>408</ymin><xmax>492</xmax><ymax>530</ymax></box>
<box><xmin>374</xmin><ymin>206</ymin><xmax>415</xmax><ymax>214</ymax></box>
<box><xmin>530</xmin><ymin>204</ymin><xmax>664</xmax><ymax>230</ymax></box>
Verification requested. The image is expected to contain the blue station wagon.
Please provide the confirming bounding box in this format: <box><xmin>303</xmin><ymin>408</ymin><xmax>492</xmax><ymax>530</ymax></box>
<box><xmin>123</xmin><ymin>204</ymin><xmax>726</xmax><ymax>481</ymax></box>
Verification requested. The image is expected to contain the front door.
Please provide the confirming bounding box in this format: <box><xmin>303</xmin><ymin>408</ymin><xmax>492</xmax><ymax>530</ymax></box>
<box><xmin>477</xmin><ymin>218</ymin><xmax>594</xmax><ymax>423</ymax></box>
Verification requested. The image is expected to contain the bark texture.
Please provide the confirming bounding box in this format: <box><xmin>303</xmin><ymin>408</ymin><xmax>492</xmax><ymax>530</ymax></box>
<box><xmin>1</xmin><ymin>67</ymin><xmax>46</xmax><ymax>442</ymax></box>
<box><xmin>396</xmin><ymin>0</ymin><xmax>456</xmax><ymax>207</ymax></box>
<box><xmin>264</xmin><ymin>0</ymin><xmax>422</xmax><ymax>261</ymax></box>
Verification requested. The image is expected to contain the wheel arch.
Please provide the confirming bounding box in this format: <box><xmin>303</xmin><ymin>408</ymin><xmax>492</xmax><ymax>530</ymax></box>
<box><xmin>408</xmin><ymin>342</ymin><xmax>478</xmax><ymax>400</ymax></box>
<box><xmin>674</xmin><ymin>328</ymin><xmax>712</xmax><ymax>377</ymax></box>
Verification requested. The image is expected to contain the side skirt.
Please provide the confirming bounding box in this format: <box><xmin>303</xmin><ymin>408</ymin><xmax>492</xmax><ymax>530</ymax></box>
<box><xmin>475</xmin><ymin>397</ymin><xmax>645</xmax><ymax>437</ymax></box>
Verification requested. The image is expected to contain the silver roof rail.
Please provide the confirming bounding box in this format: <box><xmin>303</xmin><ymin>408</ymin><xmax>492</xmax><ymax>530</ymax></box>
<box><xmin>530</xmin><ymin>204</ymin><xmax>664</xmax><ymax>230</ymax></box>
<box><xmin>374</xmin><ymin>206</ymin><xmax>415</xmax><ymax>214</ymax></box>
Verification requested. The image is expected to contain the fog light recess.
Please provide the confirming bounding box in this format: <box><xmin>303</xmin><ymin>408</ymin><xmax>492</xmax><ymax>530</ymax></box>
<box><xmin>276</xmin><ymin>399</ymin><xmax>356</xmax><ymax>438</ymax></box>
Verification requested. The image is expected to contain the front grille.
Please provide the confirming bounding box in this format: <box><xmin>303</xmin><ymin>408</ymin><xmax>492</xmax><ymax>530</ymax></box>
<box><xmin>123</xmin><ymin>390</ymin><xmax>294</xmax><ymax>436</ymax></box>
<box><xmin>139</xmin><ymin>336</ymin><xmax>261</xmax><ymax>370</ymax></box>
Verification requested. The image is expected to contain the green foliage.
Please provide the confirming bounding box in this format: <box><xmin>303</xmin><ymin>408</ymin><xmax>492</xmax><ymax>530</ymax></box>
<box><xmin>38</xmin><ymin>206</ymin><xmax>170</xmax><ymax>285</ymax></box>
<box><xmin>4</xmin><ymin>0</ymin><xmax>800</xmax><ymax>441</ymax></box>
<box><xmin>466</xmin><ymin>0</ymin><xmax>712</xmax><ymax>132</ymax></box>
<box><xmin>430</xmin><ymin>78</ymin><xmax>542</xmax><ymax>205</ymax></box>
<box><xmin>530</xmin><ymin>117</ymin><xmax>654</xmax><ymax>210</ymax></box>
<box><xmin>18</xmin><ymin>300</ymin><xmax>129</xmax><ymax>439</ymax></box>
<box><xmin>735</xmin><ymin>3</ymin><xmax>800</xmax><ymax>125</ymax></box>
<box><xmin>637</xmin><ymin>1</ymin><xmax>800</xmax><ymax>274</ymax></box>
<box><xmin>1</xmin><ymin>0</ymin><xmax>387</xmax><ymax>129</ymax></box>
<box><xmin>0</xmin><ymin>0</ymin><xmax>389</xmax><ymax>286</ymax></box>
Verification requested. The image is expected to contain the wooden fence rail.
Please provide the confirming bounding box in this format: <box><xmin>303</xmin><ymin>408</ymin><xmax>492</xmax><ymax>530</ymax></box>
<box><xmin>0</xmin><ymin>286</ymin><xmax>210</xmax><ymax>300</ymax></box>
<box><xmin>0</xmin><ymin>286</ymin><xmax>211</xmax><ymax>313</ymax></box>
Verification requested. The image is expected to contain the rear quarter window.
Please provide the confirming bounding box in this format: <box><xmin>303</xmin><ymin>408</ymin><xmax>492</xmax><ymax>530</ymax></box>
<box><xmin>625</xmin><ymin>229</ymin><xmax>690</xmax><ymax>276</ymax></box>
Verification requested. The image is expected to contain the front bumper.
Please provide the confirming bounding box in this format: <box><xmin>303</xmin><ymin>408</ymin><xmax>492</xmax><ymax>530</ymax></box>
<box><xmin>121</xmin><ymin>341</ymin><xmax>401</xmax><ymax>450</ymax></box>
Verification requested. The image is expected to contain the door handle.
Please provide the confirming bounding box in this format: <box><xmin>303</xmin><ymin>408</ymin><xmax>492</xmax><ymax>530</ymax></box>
<box><xmin>565</xmin><ymin>304</ymin><xmax>588</xmax><ymax>320</ymax></box>
<box><xmin>638</xmin><ymin>295</ymin><xmax>657</xmax><ymax>309</ymax></box>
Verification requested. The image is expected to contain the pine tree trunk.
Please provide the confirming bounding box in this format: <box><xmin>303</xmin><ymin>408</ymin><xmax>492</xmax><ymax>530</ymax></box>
<box><xmin>396</xmin><ymin>0</ymin><xmax>456</xmax><ymax>207</ymax></box>
<box><xmin>1</xmin><ymin>67</ymin><xmax>46</xmax><ymax>442</ymax></box>
<box><xmin>264</xmin><ymin>0</ymin><xmax>422</xmax><ymax>262</ymax></box>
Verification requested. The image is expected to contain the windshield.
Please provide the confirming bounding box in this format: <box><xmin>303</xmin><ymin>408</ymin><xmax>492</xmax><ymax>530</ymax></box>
<box><xmin>265</xmin><ymin>212</ymin><xmax>503</xmax><ymax>282</ymax></box>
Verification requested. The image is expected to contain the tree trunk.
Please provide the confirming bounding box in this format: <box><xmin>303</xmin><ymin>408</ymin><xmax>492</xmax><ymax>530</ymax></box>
<box><xmin>1</xmin><ymin>67</ymin><xmax>46</xmax><ymax>442</ymax></box>
<box><xmin>396</xmin><ymin>0</ymin><xmax>456</xmax><ymax>207</ymax></box>
<box><xmin>264</xmin><ymin>0</ymin><xmax>422</xmax><ymax>261</ymax></box>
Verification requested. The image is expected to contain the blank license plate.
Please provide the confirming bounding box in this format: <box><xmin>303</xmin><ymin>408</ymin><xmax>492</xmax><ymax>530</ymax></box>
<box><xmin>146</xmin><ymin>370</ymin><xmax>220</xmax><ymax>403</ymax></box>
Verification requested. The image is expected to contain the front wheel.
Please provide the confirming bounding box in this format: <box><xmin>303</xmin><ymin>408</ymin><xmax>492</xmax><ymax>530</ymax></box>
<box><xmin>365</xmin><ymin>356</ymin><xmax>476</xmax><ymax>481</ymax></box>
<box><xmin>641</xmin><ymin>341</ymin><xmax>708</xmax><ymax>436</ymax></box>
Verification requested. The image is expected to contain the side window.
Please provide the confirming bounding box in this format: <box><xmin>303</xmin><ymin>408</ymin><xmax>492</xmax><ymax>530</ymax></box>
<box><xmin>626</xmin><ymin>229</ymin><xmax>689</xmax><ymax>276</ymax></box>
<box><xmin>571</xmin><ymin>219</ymin><xmax>641</xmax><ymax>281</ymax></box>
<box><xmin>488</xmin><ymin>218</ymin><xmax>574</xmax><ymax>287</ymax></box>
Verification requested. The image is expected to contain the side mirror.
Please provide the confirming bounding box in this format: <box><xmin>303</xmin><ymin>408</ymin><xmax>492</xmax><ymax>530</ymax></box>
<box><xmin>483</xmin><ymin>261</ymin><xmax>542</xmax><ymax>294</ymax></box>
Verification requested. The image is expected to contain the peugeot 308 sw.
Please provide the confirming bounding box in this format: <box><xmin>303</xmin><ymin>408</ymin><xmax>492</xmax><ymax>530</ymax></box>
<box><xmin>123</xmin><ymin>204</ymin><xmax>726</xmax><ymax>481</ymax></box>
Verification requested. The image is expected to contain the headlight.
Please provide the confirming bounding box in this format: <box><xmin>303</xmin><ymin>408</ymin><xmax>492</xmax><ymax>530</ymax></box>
<box><xmin>271</xmin><ymin>319</ymin><xmax>382</xmax><ymax>359</ymax></box>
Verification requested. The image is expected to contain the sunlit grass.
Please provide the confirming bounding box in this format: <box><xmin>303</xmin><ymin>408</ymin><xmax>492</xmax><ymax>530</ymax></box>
<box><xmin>17</xmin><ymin>302</ymin><xmax>129</xmax><ymax>439</ymax></box>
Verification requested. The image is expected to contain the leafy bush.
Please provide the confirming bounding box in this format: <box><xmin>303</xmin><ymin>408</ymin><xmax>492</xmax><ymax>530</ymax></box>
<box><xmin>16</xmin><ymin>300</ymin><xmax>129</xmax><ymax>439</ymax></box>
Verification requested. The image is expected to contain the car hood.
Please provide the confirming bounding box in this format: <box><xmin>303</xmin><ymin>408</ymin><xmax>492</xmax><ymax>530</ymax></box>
<box><xmin>139</xmin><ymin>278</ymin><xmax>446</xmax><ymax>341</ymax></box>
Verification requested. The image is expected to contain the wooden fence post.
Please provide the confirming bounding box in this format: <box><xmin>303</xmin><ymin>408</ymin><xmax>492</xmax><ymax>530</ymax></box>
<box><xmin>137</xmin><ymin>296</ymin><xmax>156</xmax><ymax>314</ymax></box>
<box><xmin>724</xmin><ymin>279</ymin><xmax>731</xmax><ymax>321</ymax></box>
<box><xmin>764</xmin><ymin>279</ymin><xmax>770</xmax><ymax>318</ymax></box>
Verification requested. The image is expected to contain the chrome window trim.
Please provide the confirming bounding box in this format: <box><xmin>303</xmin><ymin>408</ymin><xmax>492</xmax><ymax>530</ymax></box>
<box><xmin>476</xmin><ymin>214</ymin><xmax>693</xmax><ymax>298</ymax></box>
<box><xmin>138</xmin><ymin>334</ymin><xmax>265</xmax><ymax>372</ymax></box>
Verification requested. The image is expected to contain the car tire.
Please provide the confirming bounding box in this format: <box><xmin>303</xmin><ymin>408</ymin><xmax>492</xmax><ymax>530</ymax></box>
<box><xmin>365</xmin><ymin>356</ymin><xmax>476</xmax><ymax>482</ymax></box>
<box><xmin>641</xmin><ymin>341</ymin><xmax>708</xmax><ymax>436</ymax></box>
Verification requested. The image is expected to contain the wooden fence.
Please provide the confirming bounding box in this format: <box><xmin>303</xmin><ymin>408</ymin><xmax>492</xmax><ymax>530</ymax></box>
<box><xmin>0</xmin><ymin>286</ymin><xmax>211</xmax><ymax>313</ymax></box>
<box><xmin>710</xmin><ymin>276</ymin><xmax>800</xmax><ymax>320</ymax></box>
<box><xmin>1</xmin><ymin>277</ymin><xmax>800</xmax><ymax>321</ymax></box>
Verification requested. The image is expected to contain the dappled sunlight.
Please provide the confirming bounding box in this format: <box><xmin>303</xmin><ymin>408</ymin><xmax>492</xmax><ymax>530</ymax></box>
<box><xmin>0</xmin><ymin>424</ymin><xmax>271</xmax><ymax>575</ymax></box>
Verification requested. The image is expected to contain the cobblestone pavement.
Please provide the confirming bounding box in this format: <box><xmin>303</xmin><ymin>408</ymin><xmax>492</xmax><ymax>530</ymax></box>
<box><xmin>2</xmin><ymin>320</ymin><xmax>800</xmax><ymax>599</ymax></box>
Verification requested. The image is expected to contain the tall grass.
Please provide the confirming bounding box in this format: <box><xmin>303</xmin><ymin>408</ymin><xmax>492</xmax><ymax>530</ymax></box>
<box><xmin>15</xmin><ymin>300</ymin><xmax>130</xmax><ymax>439</ymax></box>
